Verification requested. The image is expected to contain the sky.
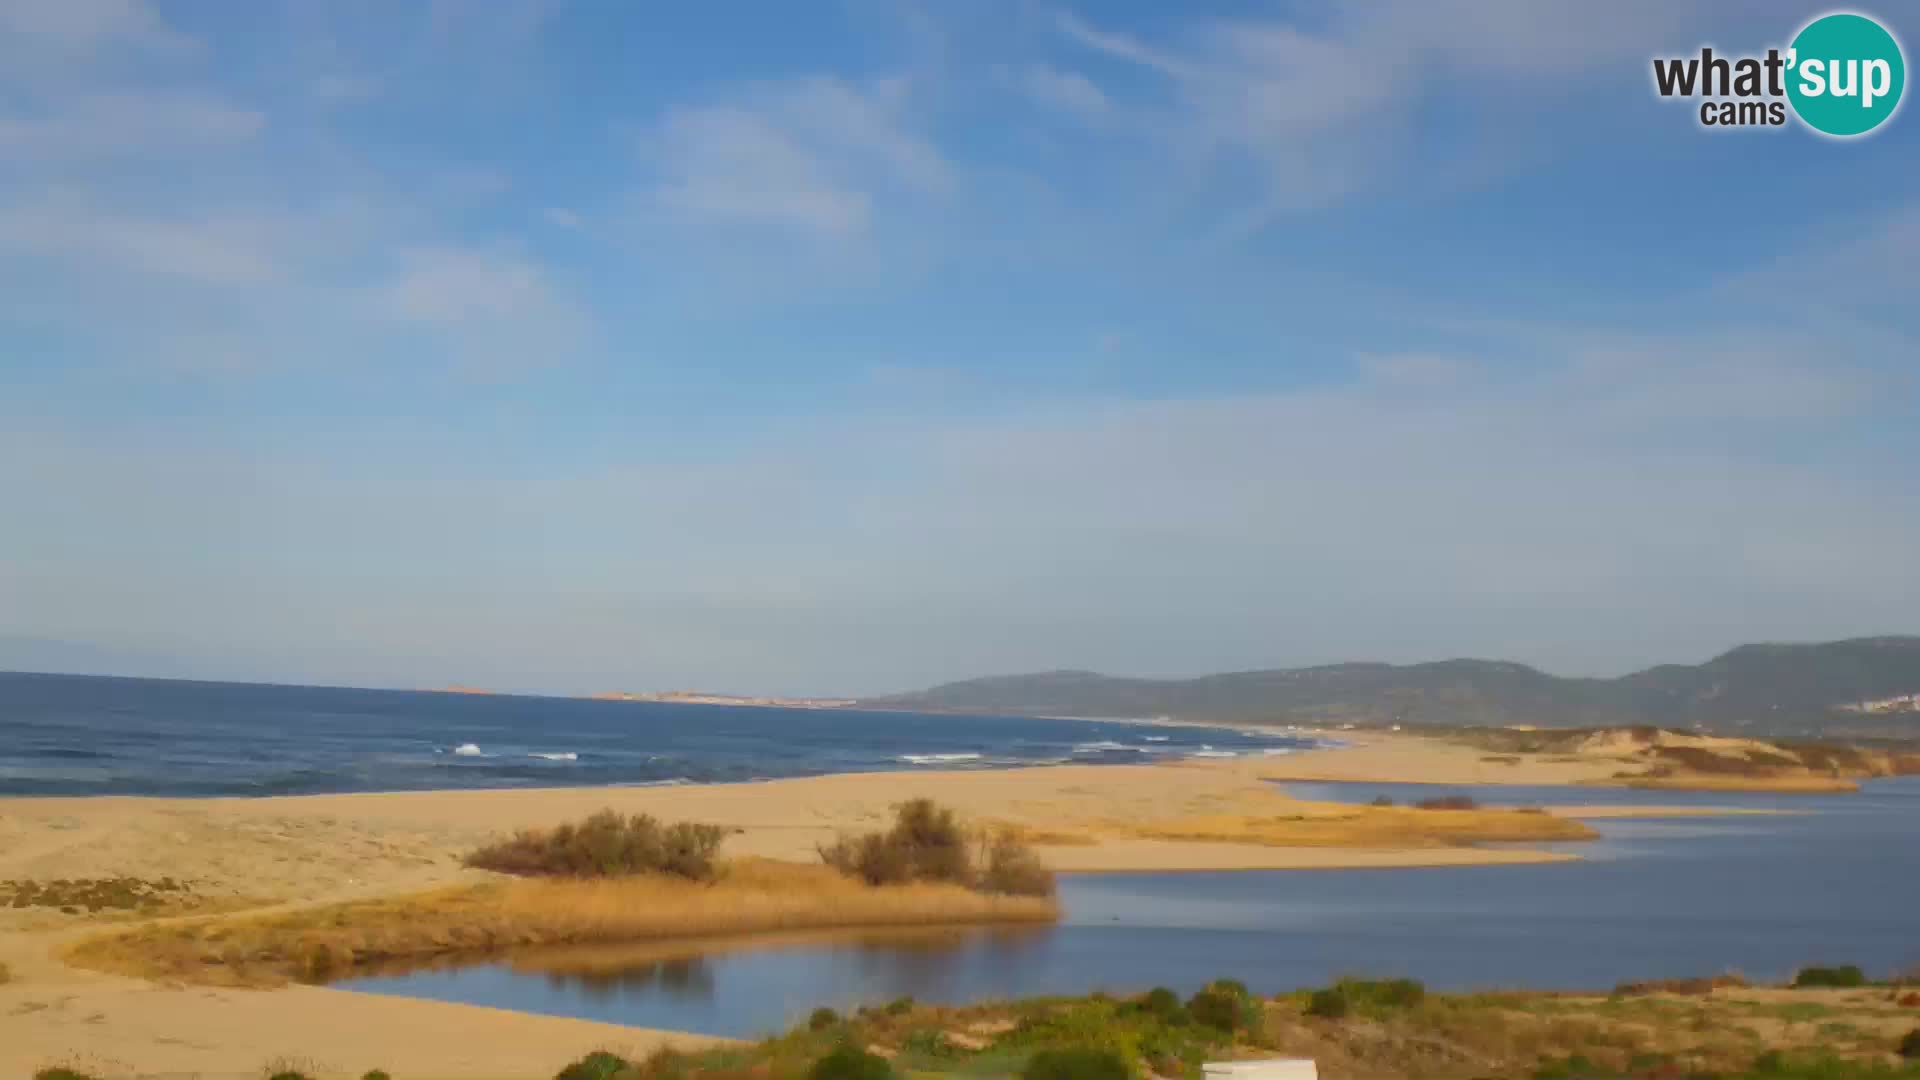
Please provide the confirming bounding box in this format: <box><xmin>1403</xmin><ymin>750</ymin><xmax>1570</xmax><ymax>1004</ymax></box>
<box><xmin>1</xmin><ymin>0</ymin><xmax>1917</xmax><ymax>696</ymax></box>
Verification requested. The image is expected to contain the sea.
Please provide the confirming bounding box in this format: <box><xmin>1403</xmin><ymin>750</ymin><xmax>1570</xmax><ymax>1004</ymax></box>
<box><xmin>0</xmin><ymin>670</ymin><xmax>1313</xmax><ymax>797</ymax></box>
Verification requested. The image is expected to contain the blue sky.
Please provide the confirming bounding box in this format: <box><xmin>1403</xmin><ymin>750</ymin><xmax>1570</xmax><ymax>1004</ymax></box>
<box><xmin>2</xmin><ymin>0</ymin><xmax>1917</xmax><ymax>695</ymax></box>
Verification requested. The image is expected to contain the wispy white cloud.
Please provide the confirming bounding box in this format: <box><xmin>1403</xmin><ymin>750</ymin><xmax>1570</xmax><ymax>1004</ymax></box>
<box><xmin>0</xmin><ymin>0</ymin><xmax>197</xmax><ymax>62</ymax></box>
<box><xmin>0</xmin><ymin>198</ymin><xmax>286</xmax><ymax>286</ymax></box>
<box><xmin>381</xmin><ymin>247</ymin><xmax>567</xmax><ymax>324</ymax></box>
<box><xmin>0</xmin><ymin>90</ymin><xmax>263</xmax><ymax>160</ymax></box>
<box><xmin>1019</xmin><ymin>64</ymin><xmax>1109</xmax><ymax>117</ymax></box>
<box><xmin>1049</xmin><ymin>3</ymin><xmax>1773</xmax><ymax>218</ymax></box>
<box><xmin>639</xmin><ymin>76</ymin><xmax>950</xmax><ymax>236</ymax></box>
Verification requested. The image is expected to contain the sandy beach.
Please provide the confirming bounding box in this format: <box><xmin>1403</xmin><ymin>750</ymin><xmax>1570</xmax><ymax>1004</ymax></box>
<box><xmin>0</xmin><ymin>733</ymin><xmax>1794</xmax><ymax>1079</ymax></box>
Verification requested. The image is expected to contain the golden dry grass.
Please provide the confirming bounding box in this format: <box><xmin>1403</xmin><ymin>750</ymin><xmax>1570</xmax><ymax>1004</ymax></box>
<box><xmin>1115</xmin><ymin>803</ymin><xmax>1597</xmax><ymax>848</ymax></box>
<box><xmin>981</xmin><ymin>822</ymin><xmax>1102</xmax><ymax>847</ymax></box>
<box><xmin>63</xmin><ymin>858</ymin><xmax>1058</xmax><ymax>987</ymax></box>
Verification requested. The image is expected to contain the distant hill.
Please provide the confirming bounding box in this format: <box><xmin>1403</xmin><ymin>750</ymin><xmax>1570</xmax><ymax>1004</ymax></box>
<box><xmin>862</xmin><ymin>637</ymin><xmax>1920</xmax><ymax>737</ymax></box>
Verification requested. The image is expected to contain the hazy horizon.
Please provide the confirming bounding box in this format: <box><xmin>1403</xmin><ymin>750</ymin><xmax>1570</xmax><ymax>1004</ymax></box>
<box><xmin>3</xmin><ymin>2</ymin><xmax>1917</xmax><ymax>697</ymax></box>
<box><xmin>4</xmin><ymin>630</ymin><xmax>1917</xmax><ymax>700</ymax></box>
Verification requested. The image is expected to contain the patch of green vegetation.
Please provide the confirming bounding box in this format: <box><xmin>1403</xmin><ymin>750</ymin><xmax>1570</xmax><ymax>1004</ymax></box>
<box><xmin>1</xmin><ymin>876</ymin><xmax>192</xmax><ymax>912</ymax></box>
<box><xmin>809</xmin><ymin>1043</ymin><xmax>896</xmax><ymax>1080</ymax></box>
<box><xmin>1021</xmin><ymin>1047</ymin><xmax>1133</xmax><ymax>1080</ymax></box>
<box><xmin>1303</xmin><ymin>977</ymin><xmax>1426</xmax><ymax>1020</ymax></box>
<box><xmin>809</xmin><ymin>1007</ymin><xmax>843</xmax><ymax>1031</ymax></box>
<box><xmin>33</xmin><ymin>1070</ymin><xmax>100</xmax><ymax>1080</ymax></box>
<box><xmin>362</xmin><ymin>1071</ymin><xmax>393</xmax><ymax>1080</ymax></box>
<box><xmin>1794</xmin><ymin>965</ymin><xmax>1868</xmax><ymax>989</ymax></box>
<box><xmin>1901</xmin><ymin>1029</ymin><xmax>1920</xmax><ymax>1060</ymax></box>
<box><xmin>1187</xmin><ymin>979</ymin><xmax>1261</xmax><ymax>1037</ymax></box>
<box><xmin>554</xmin><ymin>1051</ymin><xmax>635</xmax><ymax>1080</ymax></box>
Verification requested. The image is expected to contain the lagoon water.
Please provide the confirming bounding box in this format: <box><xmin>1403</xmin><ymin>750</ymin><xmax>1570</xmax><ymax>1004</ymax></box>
<box><xmin>341</xmin><ymin>778</ymin><xmax>1920</xmax><ymax>1037</ymax></box>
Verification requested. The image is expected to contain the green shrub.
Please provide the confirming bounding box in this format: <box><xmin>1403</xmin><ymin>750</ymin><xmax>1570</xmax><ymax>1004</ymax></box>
<box><xmin>33</xmin><ymin>1070</ymin><xmax>100</xmax><ymax>1080</ymax></box>
<box><xmin>1755</xmin><ymin>1050</ymin><xmax>1789</xmax><ymax>1073</ymax></box>
<box><xmin>1188</xmin><ymin>980</ymin><xmax>1259</xmax><ymax>1035</ymax></box>
<box><xmin>1901</xmin><ymin>1029</ymin><xmax>1920</xmax><ymax>1060</ymax></box>
<box><xmin>265</xmin><ymin>1073</ymin><xmax>314</xmax><ymax>1080</ymax></box>
<box><xmin>808</xmin><ymin>1006</ymin><xmax>842</xmax><ymax>1031</ymax></box>
<box><xmin>362</xmin><ymin>1072</ymin><xmax>393</xmax><ymax>1080</ymax></box>
<box><xmin>468</xmin><ymin>811</ymin><xmax>724</xmax><ymax>880</ymax></box>
<box><xmin>1022</xmin><ymin>1046</ymin><xmax>1134</xmax><ymax>1080</ymax></box>
<box><xmin>884</xmin><ymin>995</ymin><xmax>916</xmax><ymax>1016</ymax></box>
<box><xmin>555</xmin><ymin>1051</ymin><xmax>633</xmax><ymax>1080</ymax></box>
<box><xmin>1793</xmin><ymin>965</ymin><xmax>1867</xmax><ymax>989</ymax></box>
<box><xmin>1306</xmin><ymin>987</ymin><xmax>1350</xmax><ymax>1019</ymax></box>
<box><xmin>1139</xmin><ymin>986</ymin><xmax>1185</xmax><ymax>1022</ymax></box>
<box><xmin>808</xmin><ymin>1043</ymin><xmax>895</xmax><ymax>1080</ymax></box>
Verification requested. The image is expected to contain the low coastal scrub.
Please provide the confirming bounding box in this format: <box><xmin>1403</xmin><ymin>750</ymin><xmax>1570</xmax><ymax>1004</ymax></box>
<box><xmin>1302</xmin><ymin>977</ymin><xmax>1426</xmax><ymax>1019</ymax></box>
<box><xmin>1613</xmin><ymin>973</ymin><xmax>1749</xmax><ymax>997</ymax></box>
<box><xmin>819</xmin><ymin>799</ymin><xmax>1056</xmax><ymax>898</ymax></box>
<box><xmin>465</xmin><ymin>810</ymin><xmax>728</xmax><ymax>881</ymax></box>
<box><xmin>63</xmin><ymin>859</ymin><xmax>1056</xmax><ymax>987</ymax></box>
<box><xmin>542</xmin><ymin>980</ymin><xmax>1920</xmax><ymax>1080</ymax></box>
<box><xmin>31</xmin><ymin>976</ymin><xmax>1920</xmax><ymax>1080</ymax></box>
<box><xmin>1794</xmin><ymin>964</ymin><xmax>1868</xmax><ymax>989</ymax></box>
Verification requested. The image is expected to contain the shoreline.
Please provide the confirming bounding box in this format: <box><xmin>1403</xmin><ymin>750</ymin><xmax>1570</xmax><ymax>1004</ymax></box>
<box><xmin>0</xmin><ymin>732</ymin><xmax>1830</xmax><ymax>1079</ymax></box>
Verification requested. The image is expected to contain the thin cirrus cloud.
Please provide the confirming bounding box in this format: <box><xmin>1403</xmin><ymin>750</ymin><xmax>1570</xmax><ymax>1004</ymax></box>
<box><xmin>638</xmin><ymin>77</ymin><xmax>950</xmax><ymax>236</ymax></box>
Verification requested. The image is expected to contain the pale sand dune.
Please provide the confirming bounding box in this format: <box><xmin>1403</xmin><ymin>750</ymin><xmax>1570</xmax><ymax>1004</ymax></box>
<box><xmin>0</xmin><ymin>971</ymin><xmax>729</xmax><ymax>1080</ymax></box>
<box><xmin>0</xmin><ymin>733</ymin><xmax>1767</xmax><ymax>1078</ymax></box>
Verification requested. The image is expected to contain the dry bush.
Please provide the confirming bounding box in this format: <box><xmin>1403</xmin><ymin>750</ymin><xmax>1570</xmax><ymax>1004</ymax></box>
<box><xmin>65</xmin><ymin>858</ymin><xmax>1058</xmax><ymax>987</ymax></box>
<box><xmin>464</xmin><ymin>810</ymin><xmax>725</xmax><ymax>881</ymax></box>
<box><xmin>978</xmin><ymin>831</ymin><xmax>1056</xmax><ymax>898</ymax></box>
<box><xmin>819</xmin><ymin>799</ymin><xmax>1055</xmax><ymax>897</ymax></box>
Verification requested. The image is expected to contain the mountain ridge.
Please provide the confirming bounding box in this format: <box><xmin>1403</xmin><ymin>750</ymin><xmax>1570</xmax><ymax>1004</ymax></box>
<box><xmin>862</xmin><ymin>636</ymin><xmax>1920</xmax><ymax>737</ymax></box>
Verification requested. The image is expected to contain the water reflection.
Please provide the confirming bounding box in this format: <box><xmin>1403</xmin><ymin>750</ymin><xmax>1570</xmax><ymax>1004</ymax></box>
<box><xmin>556</xmin><ymin>956</ymin><xmax>716</xmax><ymax>1002</ymax></box>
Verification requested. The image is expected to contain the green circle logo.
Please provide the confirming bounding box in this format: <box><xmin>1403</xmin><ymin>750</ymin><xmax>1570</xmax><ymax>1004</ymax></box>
<box><xmin>1787</xmin><ymin>13</ymin><xmax>1905</xmax><ymax>137</ymax></box>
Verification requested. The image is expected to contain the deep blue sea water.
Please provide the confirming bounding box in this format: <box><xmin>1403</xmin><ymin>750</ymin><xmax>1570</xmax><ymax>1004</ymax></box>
<box><xmin>0</xmin><ymin>671</ymin><xmax>1311</xmax><ymax>797</ymax></box>
<box><xmin>341</xmin><ymin>778</ymin><xmax>1920</xmax><ymax>1037</ymax></box>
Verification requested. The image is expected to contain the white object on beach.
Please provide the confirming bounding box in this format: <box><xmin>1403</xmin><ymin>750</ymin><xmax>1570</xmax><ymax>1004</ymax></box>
<box><xmin>1203</xmin><ymin>1060</ymin><xmax>1317</xmax><ymax>1080</ymax></box>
